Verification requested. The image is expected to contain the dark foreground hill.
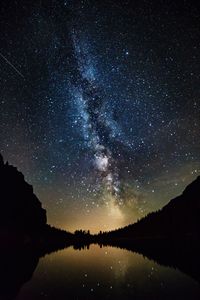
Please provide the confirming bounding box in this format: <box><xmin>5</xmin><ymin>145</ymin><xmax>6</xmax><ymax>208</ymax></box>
<box><xmin>0</xmin><ymin>154</ymin><xmax>46</xmax><ymax>232</ymax></box>
<box><xmin>0</xmin><ymin>154</ymin><xmax>73</xmax><ymax>248</ymax></box>
<box><xmin>103</xmin><ymin>176</ymin><xmax>200</xmax><ymax>239</ymax></box>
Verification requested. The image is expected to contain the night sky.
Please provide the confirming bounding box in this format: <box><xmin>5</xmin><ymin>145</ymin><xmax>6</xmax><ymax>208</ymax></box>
<box><xmin>0</xmin><ymin>0</ymin><xmax>200</xmax><ymax>232</ymax></box>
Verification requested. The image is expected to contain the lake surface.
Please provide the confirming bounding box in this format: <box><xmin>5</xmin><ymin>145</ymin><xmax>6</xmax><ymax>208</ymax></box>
<box><xmin>16</xmin><ymin>244</ymin><xmax>200</xmax><ymax>300</ymax></box>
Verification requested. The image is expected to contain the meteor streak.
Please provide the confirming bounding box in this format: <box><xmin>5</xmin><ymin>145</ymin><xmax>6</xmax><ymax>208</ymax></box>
<box><xmin>0</xmin><ymin>52</ymin><xmax>24</xmax><ymax>79</ymax></box>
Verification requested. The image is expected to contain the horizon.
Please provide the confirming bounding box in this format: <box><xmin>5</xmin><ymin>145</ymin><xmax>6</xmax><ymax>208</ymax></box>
<box><xmin>1</xmin><ymin>0</ymin><xmax>200</xmax><ymax>233</ymax></box>
<box><xmin>1</xmin><ymin>152</ymin><xmax>199</xmax><ymax>235</ymax></box>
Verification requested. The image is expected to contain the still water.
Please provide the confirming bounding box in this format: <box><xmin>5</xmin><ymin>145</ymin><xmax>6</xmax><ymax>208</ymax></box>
<box><xmin>16</xmin><ymin>245</ymin><xmax>200</xmax><ymax>300</ymax></box>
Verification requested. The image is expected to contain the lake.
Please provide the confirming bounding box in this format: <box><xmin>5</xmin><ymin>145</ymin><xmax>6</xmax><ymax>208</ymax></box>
<box><xmin>16</xmin><ymin>244</ymin><xmax>200</xmax><ymax>300</ymax></box>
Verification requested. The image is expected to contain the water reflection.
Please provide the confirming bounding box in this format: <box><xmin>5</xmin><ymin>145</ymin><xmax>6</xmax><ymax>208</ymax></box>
<box><xmin>0</xmin><ymin>248</ymin><xmax>39</xmax><ymax>300</ymax></box>
<box><xmin>11</xmin><ymin>245</ymin><xmax>200</xmax><ymax>300</ymax></box>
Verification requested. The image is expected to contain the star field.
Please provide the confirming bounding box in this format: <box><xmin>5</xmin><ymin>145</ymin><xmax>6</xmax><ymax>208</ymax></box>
<box><xmin>0</xmin><ymin>0</ymin><xmax>200</xmax><ymax>232</ymax></box>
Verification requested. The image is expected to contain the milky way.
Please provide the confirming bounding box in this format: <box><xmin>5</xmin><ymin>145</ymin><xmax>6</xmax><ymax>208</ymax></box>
<box><xmin>0</xmin><ymin>0</ymin><xmax>200</xmax><ymax>232</ymax></box>
<box><xmin>71</xmin><ymin>31</ymin><xmax>122</xmax><ymax>207</ymax></box>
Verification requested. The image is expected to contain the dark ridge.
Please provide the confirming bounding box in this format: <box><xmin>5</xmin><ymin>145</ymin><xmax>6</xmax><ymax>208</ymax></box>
<box><xmin>0</xmin><ymin>153</ymin><xmax>74</xmax><ymax>249</ymax></box>
<box><xmin>0</xmin><ymin>153</ymin><xmax>46</xmax><ymax>233</ymax></box>
<box><xmin>102</xmin><ymin>176</ymin><xmax>200</xmax><ymax>239</ymax></box>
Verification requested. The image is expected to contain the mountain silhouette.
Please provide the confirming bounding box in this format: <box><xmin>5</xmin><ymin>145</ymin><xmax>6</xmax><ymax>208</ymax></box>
<box><xmin>0</xmin><ymin>153</ymin><xmax>46</xmax><ymax>234</ymax></box>
<box><xmin>103</xmin><ymin>176</ymin><xmax>200</xmax><ymax>239</ymax></box>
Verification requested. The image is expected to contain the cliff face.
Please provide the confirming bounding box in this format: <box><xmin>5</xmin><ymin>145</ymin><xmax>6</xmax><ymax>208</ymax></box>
<box><xmin>0</xmin><ymin>154</ymin><xmax>47</xmax><ymax>232</ymax></box>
